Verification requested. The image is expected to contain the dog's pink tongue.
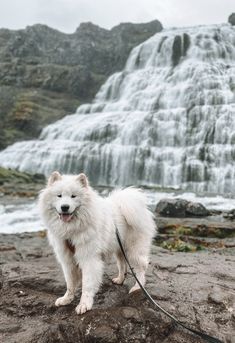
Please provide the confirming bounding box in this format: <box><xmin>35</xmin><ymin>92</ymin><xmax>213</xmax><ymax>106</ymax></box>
<box><xmin>60</xmin><ymin>214</ymin><xmax>73</xmax><ymax>222</ymax></box>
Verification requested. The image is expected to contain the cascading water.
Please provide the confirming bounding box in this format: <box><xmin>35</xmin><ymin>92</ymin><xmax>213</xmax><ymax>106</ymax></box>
<box><xmin>0</xmin><ymin>24</ymin><xmax>235</xmax><ymax>194</ymax></box>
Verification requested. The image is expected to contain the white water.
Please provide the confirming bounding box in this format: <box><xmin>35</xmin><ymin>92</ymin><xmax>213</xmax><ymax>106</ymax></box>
<box><xmin>0</xmin><ymin>201</ymin><xmax>42</xmax><ymax>234</ymax></box>
<box><xmin>0</xmin><ymin>24</ymin><xmax>235</xmax><ymax>194</ymax></box>
<box><xmin>1</xmin><ymin>191</ymin><xmax>235</xmax><ymax>234</ymax></box>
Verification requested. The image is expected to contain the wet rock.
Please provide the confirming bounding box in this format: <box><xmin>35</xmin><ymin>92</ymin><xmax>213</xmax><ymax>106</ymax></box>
<box><xmin>156</xmin><ymin>198</ymin><xmax>189</xmax><ymax>217</ymax></box>
<box><xmin>183</xmin><ymin>33</ymin><xmax>190</xmax><ymax>56</ymax></box>
<box><xmin>171</xmin><ymin>32</ymin><xmax>190</xmax><ymax>65</ymax></box>
<box><xmin>172</xmin><ymin>35</ymin><xmax>182</xmax><ymax>66</ymax></box>
<box><xmin>155</xmin><ymin>198</ymin><xmax>210</xmax><ymax>218</ymax></box>
<box><xmin>186</xmin><ymin>201</ymin><xmax>210</xmax><ymax>217</ymax></box>
<box><xmin>223</xmin><ymin>209</ymin><xmax>235</xmax><ymax>220</ymax></box>
<box><xmin>228</xmin><ymin>13</ymin><xmax>235</xmax><ymax>25</ymax></box>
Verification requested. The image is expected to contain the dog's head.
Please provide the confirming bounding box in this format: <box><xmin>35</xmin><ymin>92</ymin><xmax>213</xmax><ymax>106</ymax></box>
<box><xmin>39</xmin><ymin>171</ymin><xmax>90</xmax><ymax>226</ymax></box>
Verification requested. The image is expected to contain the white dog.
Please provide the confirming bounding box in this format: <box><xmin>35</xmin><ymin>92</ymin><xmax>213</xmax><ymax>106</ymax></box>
<box><xmin>39</xmin><ymin>171</ymin><xmax>156</xmax><ymax>315</ymax></box>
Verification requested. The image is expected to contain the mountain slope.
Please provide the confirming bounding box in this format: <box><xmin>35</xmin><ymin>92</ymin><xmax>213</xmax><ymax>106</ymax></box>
<box><xmin>0</xmin><ymin>20</ymin><xmax>162</xmax><ymax>149</ymax></box>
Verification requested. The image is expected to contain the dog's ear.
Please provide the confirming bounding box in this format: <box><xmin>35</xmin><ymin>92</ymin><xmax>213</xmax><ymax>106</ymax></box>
<box><xmin>47</xmin><ymin>171</ymin><xmax>62</xmax><ymax>186</ymax></box>
<box><xmin>76</xmin><ymin>173</ymin><xmax>89</xmax><ymax>188</ymax></box>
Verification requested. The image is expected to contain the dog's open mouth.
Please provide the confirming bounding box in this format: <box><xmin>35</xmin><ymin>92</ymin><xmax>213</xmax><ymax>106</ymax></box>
<box><xmin>59</xmin><ymin>213</ymin><xmax>74</xmax><ymax>223</ymax></box>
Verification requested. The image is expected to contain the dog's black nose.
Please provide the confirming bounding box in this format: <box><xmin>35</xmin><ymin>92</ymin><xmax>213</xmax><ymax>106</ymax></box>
<box><xmin>61</xmin><ymin>205</ymin><xmax>70</xmax><ymax>212</ymax></box>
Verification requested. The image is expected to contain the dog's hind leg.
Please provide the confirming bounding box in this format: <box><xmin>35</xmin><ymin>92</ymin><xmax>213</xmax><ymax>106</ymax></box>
<box><xmin>112</xmin><ymin>251</ymin><xmax>127</xmax><ymax>285</ymax></box>
<box><xmin>128</xmin><ymin>254</ymin><xmax>149</xmax><ymax>294</ymax></box>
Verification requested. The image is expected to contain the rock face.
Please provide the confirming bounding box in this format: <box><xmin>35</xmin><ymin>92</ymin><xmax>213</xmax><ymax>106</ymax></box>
<box><xmin>155</xmin><ymin>199</ymin><xmax>210</xmax><ymax>218</ymax></box>
<box><xmin>0</xmin><ymin>232</ymin><xmax>233</xmax><ymax>343</ymax></box>
<box><xmin>228</xmin><ymin>13</ymin><xmax>235</xmax><ymax>25</ymax></box>
<box><xmin>0</xmin><ymin>20</ymin><xmax>162</xmax><ymax>149</ymax></box>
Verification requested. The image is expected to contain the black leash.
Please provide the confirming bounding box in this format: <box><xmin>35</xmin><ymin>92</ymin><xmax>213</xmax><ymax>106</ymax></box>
<box><xmin>115</xmin><ymin>228</ymin><xmax>223</xmax><ymax>343</ymax></box>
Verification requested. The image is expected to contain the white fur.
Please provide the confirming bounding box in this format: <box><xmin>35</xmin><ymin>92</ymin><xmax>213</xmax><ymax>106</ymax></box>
<box><xmin>39</xmin><ymin>172</ymin><xmax>156</xmax><ymax>314</ymax></box>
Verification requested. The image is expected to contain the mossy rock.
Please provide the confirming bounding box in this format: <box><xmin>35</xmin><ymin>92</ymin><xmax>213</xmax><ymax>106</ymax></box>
<box><xmin>0</xmin><ymin>167</ymin><xmax>45</xmax><ymax>185</ymax></box>
<box><xmin>0</xmin><ymin>87</ymin><xmax>81</xmax><ymax>149</ymax></box>
<box><xmin>161</xmin><ymin>224</ymin><xmax>235</xmax><ymax>239</ymax></box>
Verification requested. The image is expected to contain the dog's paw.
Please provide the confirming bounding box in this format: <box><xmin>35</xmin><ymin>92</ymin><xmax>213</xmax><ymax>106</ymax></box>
<box><xmin>112</xmin><ymin>276</ymin><xmax>124</xmax><ymax>285</ymax></box>
<box><xmin>75</xmin><ymin>302</ymin><xmax>92</xmax><ymax>315</ymax></box>
<box><xmin>55</xmin><ymin>295</ymin><xmax>73</xmax><ymax>307</ymax></box>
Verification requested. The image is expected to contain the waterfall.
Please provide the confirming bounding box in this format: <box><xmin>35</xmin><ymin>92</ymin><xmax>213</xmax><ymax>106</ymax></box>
<box><xmin>0</xmin><ymin>24</ymin><xmax>235</xmax><ymax>194</ymax></box>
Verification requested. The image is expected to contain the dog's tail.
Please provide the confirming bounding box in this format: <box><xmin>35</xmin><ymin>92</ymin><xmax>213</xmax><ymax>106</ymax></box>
<box><xmin>110</xmin><ymin>188</ymin><xmax>156</xmax><ymax>238</ymax></box>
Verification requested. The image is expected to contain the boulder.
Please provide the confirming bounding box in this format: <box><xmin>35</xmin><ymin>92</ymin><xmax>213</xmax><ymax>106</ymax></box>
<box><xmin>155</xmin><ymin>198</ymin><xmax>189</xmax><ymax>217</ymax></box>
<box><xmin>185</xmin><ymin>201</ymin><xmax>210</xmax><ymax>217</ymax></box>
<box><xmin>155</xmin><ymin>198</ymin><xmax>210</xmax><ymax>217</ymax></box>
<box><xmin>223</xmin><ymin>208</ymin><xmax>235</xmax><ymax>220</ymax></box>
<box><xmin>228</xmin><ymin>13</ymin><xmax>235</xmax><ymax>25</ymax></box>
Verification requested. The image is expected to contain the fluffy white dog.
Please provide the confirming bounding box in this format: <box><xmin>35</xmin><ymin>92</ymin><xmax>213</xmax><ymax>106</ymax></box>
<box><xmin>39</xmin><ymin>171</ymin><xmax>156</xmax><ymax>314</ymax></box>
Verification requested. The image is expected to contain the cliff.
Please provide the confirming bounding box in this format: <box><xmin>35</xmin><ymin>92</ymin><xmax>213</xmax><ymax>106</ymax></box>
<box><xmin>0</xmin><ymin>20</ymin><xmax>162</xmax><ymax>149</ymax></box>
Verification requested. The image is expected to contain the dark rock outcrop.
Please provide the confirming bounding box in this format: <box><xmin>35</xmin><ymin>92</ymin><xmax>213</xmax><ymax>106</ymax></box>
<box><xmin>0</xmin><ymin>20</ymin><xmax>162</xmax><ymax>149</ymax></box>
<box><xmin>0</xmin><ymin>232</ymin><xmax>233</xmax><ymax>342</ymax></box>
<box><xmin>171</xmin><ymin>33</ymin><xmax>190</xmax><ymax>66</ymax></box>
<box><xmin>185</xmin><ymin>201</ymin><xmax>210</xmax><ymax>217</ymax></box>
<box><xmin>172</xmin><ymin>35</ymin><xmax>182</xmax><ymax>66</ymax></box>
<box><xmin>223</xmin><ymin>208</ymin><xmax>235</xmax><ymax>220</ymax></box>
<box><xmin>155</xmin><ymin>198</ymin><xmax>210</xmax><ymax>217</ymax></box>
<box><xmin>228</xmin><ymin>13</ymin><xmax>235</xmax><ymax>25</ymax></box>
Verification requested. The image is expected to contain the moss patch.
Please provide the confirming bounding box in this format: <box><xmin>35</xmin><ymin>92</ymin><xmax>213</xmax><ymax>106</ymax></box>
<box><xmin>0</xmin><ymin>167</ymin><xmax>45</xmax><ymax>186</ymax></box>
<box><xmin>160</xmin><ymin>238</ymin><xmax>203</xmax><ymax>252</ymax></box>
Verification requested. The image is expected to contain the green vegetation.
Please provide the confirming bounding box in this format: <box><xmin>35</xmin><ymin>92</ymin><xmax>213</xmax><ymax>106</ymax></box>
<box><xmin>0</xmin><ymin>166</ymin><xmax>44</xmax><ymax>184</ymax></box>
<box><xmin>161</xmin><ymin>238</ymin><xmax>203</xmax><ymax>252</ymax></box>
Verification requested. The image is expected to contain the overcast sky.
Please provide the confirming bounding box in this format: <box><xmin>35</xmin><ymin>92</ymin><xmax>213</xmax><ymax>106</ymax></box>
<box><xmin>0</xmin><ymin>0</ymin><xmax>234</xmax><ymax>33</ymax></box>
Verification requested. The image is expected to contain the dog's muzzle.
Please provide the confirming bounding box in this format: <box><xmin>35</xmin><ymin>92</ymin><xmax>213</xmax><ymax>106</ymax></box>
<box><xmin>57</xmin><ymin>205</ymin><xmax>80</xmax><ymax>223</ymax></box>
<box><xmin>59</xmin><ymin>212</ymin><xmax>74</xmax><ymax>222</ymax></box>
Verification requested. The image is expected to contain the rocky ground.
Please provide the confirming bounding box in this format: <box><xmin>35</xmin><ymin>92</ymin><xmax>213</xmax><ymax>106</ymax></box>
<box><xmin>0</xmin><ymin>171</ymin><xmax>235</xmax><ymax>342</ymax></box>
<box><xmin>0</xmin><ymin>230</ymin><xmax>234</xmax><ymax>343</ymax></box>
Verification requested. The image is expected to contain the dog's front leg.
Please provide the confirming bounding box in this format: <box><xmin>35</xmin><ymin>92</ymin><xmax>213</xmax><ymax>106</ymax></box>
<box><xmin>75</xmin><ymin>257</ymin><xmax>103</xmax><ymax>315</ymax></box>
<box><xmin>55</xmin><ymin>258</ymin><xmax>81</xmax><ymax>307</ymax></box>
<box><xmin>50</xmin><ymin>237</ymin><xmax>81</xmax><ymax>307</ymax></box>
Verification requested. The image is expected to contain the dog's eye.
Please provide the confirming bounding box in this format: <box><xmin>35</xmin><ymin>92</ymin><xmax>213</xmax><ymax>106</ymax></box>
<box><xmin>57</xmin><ymin>194</ymin><xmax>62</xmax><ymax>198</ymax></box>
<box><xmin>71</xmin><ymin>195</ymin><xmax>76</xmax><ymax>198</ymax></box>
